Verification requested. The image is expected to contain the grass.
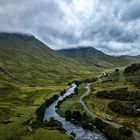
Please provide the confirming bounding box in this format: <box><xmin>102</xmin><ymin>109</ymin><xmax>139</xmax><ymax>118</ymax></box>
<box><xmin>84</xmin><ymin>71</ymin><xmax>140</xmax><ymax>134</ymax></box>
<box><xmin>22</xmin><ymin>128</ymin><xmax>71</xmax><ymax>140</ymax></box>
<box><xmin>0</xmin><ymin>33</ymin><xmax>95</xmax><ymax>85</ymax></box>
<box><xmin>0</xmin><ymin>80</ymin><xmax>72</xmax><ymax>140</ymax></box>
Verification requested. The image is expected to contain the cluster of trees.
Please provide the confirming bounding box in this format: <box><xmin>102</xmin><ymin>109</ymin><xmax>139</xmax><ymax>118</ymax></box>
<box><xmin>108</xmin><ymin>101</ymin><xmax>140</xmax><ymax>117</ymax></box>
<box><xmin>36</xmin><ymin>94</ymin><xmax>59</xmax><ymax>122</ymax></box>
<box><xmin>68</xmin><ymin>77</ymin><xmax>97</xmax><ymax>86</ymax></box>
<box><xmin>36</xmin><ymin>102</ymin><xmax>46</xmax><ymax>122</ymax></box>
<box><xmin>65</xmin><ymin>110</ymin><xmax>81</xmax><ymax>121</ymax></box>
<box><xmin>96</xmin><ymin>88</ymin><xmax>140</xmax><ymax>101</ymax></box>
<box><xmin>45</xmin><ymin>117</ymin><xmax>66</xmax><ymax>132</ymax></box>
<box><xmin>45</xmin><ymin>95</ymin><xmax>59</xmax><ymax>107</ymax></box>
<box><xmin>124</xmin><ymin>64</ymin><xmax>140</xmax><ymax>88</ymax></box>
<box><xmin>115</xmin><ymin>68</ymin><xmax>120</xmax><ymax>72</ymax></box>
<box><xmin>124</xmin><ymin>63</ymin><xmax>140</xmax><ymax>74</ymax></box>
<box><xmin>95</xmin><ymin>118</ymin><xmax>133</xmax><ymax>140</ymax></box>
<box><xmin>64</xmin><ymin>110</ymin><xmax>94</xmax><ymax>130</ymax></box>
<box><xmin>60</xmin><ymin>89</ymin><xmax>66</xmax><ymax>96</ymax></box>
<box><xmin>82</xmin><ymin>77</ymin><xmax>97</xmax><ymax>83</ymax></box>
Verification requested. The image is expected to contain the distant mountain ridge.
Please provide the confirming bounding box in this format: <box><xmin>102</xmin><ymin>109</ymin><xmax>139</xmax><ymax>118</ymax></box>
<box><xmin>58</xmin><ymin>47</ymin><xmax>140</xmax><ymax>68</ymax></box>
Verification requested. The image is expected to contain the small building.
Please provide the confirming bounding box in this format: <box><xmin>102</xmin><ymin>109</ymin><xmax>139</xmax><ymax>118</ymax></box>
<box><xmin>102</xmin><ymin>71</ymin><xmax>110</xmax><ymax>76</ymax></box>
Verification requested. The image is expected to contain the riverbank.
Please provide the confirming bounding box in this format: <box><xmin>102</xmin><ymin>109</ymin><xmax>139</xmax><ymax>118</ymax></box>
<box><xmin>44</xmin><ymin>83</ymin><xmax>107</xmax><ymax>140</ymax></box>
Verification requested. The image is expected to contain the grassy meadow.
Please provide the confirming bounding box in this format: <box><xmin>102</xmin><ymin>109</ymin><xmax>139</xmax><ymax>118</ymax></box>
<box><xmin>0</xmin><ymin>75</ymin><xmax>72</xmax><ymax>140</ymax></box>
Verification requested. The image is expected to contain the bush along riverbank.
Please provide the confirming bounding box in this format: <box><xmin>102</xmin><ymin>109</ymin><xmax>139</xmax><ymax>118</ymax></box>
<box><xmin>21</xmin><ymin>92</ymin><xmax>65</xmax><ymax>135</ymax></box>
<box><xmin>35</xmin><ymin>85</ymin><xmax>71</xmax><ymax>123</ymax></box>
<box><xmin>62</xmin><ymin>109</ymin><xmax>134</xmax><ymax>140</ymax></box>
<box><xmin>24</xmin><ymin>94</ymin><xmax>61</xmax><ymax>133</ymax></box>
<box><xmin>31</xmin><ymin>89</ymin><xmax>68</xmax><ymax>131</ymax></box>
<box><xmin>64</xmin><ymin>110</ymin><xmax>94</xmax><ymax>131</ymax></box>
<box><xmin>45</xmin><ymin>117</ymin><xmax>66</xmax><ymax>133</ymax></box>
<box><xmin>68</xmin><ymin>77</ymin><xmax>97</xmax><ymax>86</ymax></box>
<box><xmin>33</xmin><ymin>83</ymin><xmax>78</xmax><ymax>134</ymax></box>
<box><xmin>35</xmin><ymin>94</ymin><xmax>59</xmax><ymax>122</ymax></box>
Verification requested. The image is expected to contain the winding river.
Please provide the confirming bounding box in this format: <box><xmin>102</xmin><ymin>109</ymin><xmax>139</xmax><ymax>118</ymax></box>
<box><xmin>44</xmin><ymin>83</ymin><xmax>107</xmax><ymax>140</ymax></box>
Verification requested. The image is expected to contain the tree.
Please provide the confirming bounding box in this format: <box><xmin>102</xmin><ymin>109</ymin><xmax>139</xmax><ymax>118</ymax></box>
<box><xmin>74</xmin><ymin>87</ymin><xmax>78</xmax><ymax>94</ymax></box>
<box><xmin>72</xmin><ymin>111</ymin><xmax>81</xmax><ymax>121</ymax></box>
<box><xmin>119</xmin><ymin>126</ymin><xmax>133</xmax><ymax>137</ymax></box>
<box><xmin>115</xmin><ymin>68</ymin><xmax>119</xmax><ymax>72</ymax></box>
<box><xmin>65</xmin><ymin>110</ymin><xmax>72</xmax><ymax>121</ymax></box>
<box><xmin>95</xmin><ymin>118</ymin><xmax>105</xmax><ymax>130</ymax></box>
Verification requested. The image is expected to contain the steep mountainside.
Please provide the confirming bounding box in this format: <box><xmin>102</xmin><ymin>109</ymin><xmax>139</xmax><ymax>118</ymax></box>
<box><xmin>0</xmin><ymin>33</ymin><xmax>92</xmax><ymax>86</ymax></box>
<box><xmin>58</xmin><ymin>47</ymin><xmax>139</xmax><ymax>68</ymax></box>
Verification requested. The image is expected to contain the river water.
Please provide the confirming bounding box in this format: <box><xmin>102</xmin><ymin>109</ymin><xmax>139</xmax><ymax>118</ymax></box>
<box><xmin>44</xmin><ymin>83</ymin><xmax>107</xmax><ymax>140</ymax></box>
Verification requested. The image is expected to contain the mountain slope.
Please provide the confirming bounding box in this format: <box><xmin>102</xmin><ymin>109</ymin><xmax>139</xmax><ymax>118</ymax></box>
<box><xmin>58</xmin><ymin>47</ymin><xmax>139</xmax><ymax>68</ymax></box>
<box><xmin>0</xmin><ymin>33</ymin><xmax>92</xmax><ymax>86</ymax></box>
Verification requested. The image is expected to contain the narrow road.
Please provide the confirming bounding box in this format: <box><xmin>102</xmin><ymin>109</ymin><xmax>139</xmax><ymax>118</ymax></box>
<box><xmin>79</xmin><ymin>83</ymin><xmax>96</xmax><ymax>118</ymax></box>
<box><xmin>79</xmin><ymin>83</ymin><xmax>121</xmax><ymax>128</ymax></box>
<box><xmin>79</xmin><ymin>83</ymin><xmax>140</xmax><ymax>140</ymax></box>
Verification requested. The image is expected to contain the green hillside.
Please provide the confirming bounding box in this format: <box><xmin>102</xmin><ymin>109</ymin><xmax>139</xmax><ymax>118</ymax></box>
<box><xmin>0</xmin><ymin>33</ymin><xmax>93</xmax><ymax>86</ymax></box>
<box><xmin>58</xmin><ymin>47</ymin><xmax>140</xmax><ymax>68</ymax></box>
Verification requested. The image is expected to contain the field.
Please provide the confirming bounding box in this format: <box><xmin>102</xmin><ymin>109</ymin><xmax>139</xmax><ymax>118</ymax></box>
<box><xmin>0</xmin><ymin>75</ymin><xmax>73</xmax><ymax>140</ymax></box>
<box><xmin>84</xmin><ymin>71</ymin><xmax>140</xmax><ymax>134</ymax></box>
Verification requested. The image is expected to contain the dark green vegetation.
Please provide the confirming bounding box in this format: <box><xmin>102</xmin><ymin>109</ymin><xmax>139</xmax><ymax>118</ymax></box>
<box><xmin>124</xmin><ymin>64</ymin><xmax>140</xmax><ymax>74</ymax></box>
<box><xmin>124</xmin><ymin>63</ymin><xmax>140</xmax><ymax>88</ymax></box>
<box><xmin>36</xmin><ymin>94</ymin><xmax>59</xmax><ymax>122</ymax></box>
<box><xmin>45</xmin><ymin>117</ymin><xmax>66</xmax><ymax>133</ymax></box>
<box><xmin>109</xmin><ymin>101</ymin><xmax>140</xmax><ymax>117</ymax></box>
<box><xmin>65</xmin><ymin>110</ymin><xmax>81</xmax><ymax>122</ymax></box>
<box><xmin>96</xmin><ymin>88</ymin><xmax>140</xmax><ymax>101</ymax></box>
<box><xmin>64</xmin><ymin>110</ymin><xmax>94</xmax><ymax>130</ymax></box>
<box><xmin>58</xmin><ymin>47</ymin><xmax>140</xmax><ymax>69</ymax></box>
<box><xmin>95</xmin><ymin>118</ymin><xmax>133</xmax><ymax>140</ymax></box>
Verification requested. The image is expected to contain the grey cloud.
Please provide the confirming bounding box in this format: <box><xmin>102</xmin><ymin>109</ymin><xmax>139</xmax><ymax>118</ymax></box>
<box><xmin>0</xmin><ymin>0</ymin><xmax>140</xmax><ymax>55</ymax></box>
<box><xmin>120</xmin><ymin>0</ymin><xmax>140</xmax><ymax>21</ymax></box>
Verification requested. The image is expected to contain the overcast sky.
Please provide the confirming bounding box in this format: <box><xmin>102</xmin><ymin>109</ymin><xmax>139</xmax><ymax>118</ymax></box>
<box><xmin>0</xmin><ymin>0</ymin><xmax>140</xmax><ymax>55</ymax></box>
